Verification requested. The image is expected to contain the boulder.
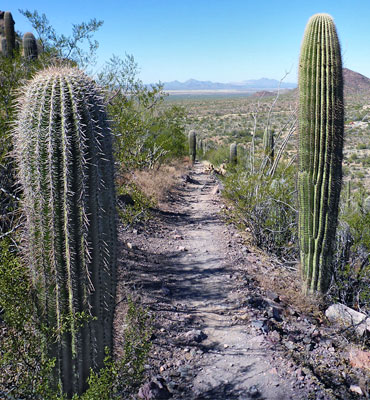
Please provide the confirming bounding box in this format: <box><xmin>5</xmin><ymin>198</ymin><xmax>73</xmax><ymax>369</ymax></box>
<box><xmin>325</xmin><ymin>303</ymin><xmax>370</xmax><ymax>336</ymax></box>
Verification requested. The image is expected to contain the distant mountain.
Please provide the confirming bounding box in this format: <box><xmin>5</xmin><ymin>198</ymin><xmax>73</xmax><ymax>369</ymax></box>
<box><xmin>159</xmin><ymin>78</ymin><xmax>297</xmax><ymax>91</ymax></box>
<box><xmin>343</xmin><ymin>68</ymin><xmax>370</xmax><ymax>94</ymax></box>
<box><xmin>154</xmin><ymin>69</ymin><xmax>370</xmax><ymax>94</ymax></box>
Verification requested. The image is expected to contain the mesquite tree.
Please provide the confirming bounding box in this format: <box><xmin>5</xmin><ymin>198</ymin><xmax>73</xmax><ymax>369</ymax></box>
<box><xmin>13</xmin><ymin>66</ymin><xmax>117</xmax><ymax>396</ymax></box>
<box><xmin>298</xmin><ymin>14</ymin><xmax>344</xmax><ymax>294</ymax></box>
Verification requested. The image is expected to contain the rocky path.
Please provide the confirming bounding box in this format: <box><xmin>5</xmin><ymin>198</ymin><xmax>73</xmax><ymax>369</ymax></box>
<box><xmin>116</xmin><ymin>163</ymin><xmax>351</xmax><ymax>400</ymax></box>
<box><xmin>159</xmin><ymin>163</ymin><xmax>295</xmax><ymax>399</ymax></box>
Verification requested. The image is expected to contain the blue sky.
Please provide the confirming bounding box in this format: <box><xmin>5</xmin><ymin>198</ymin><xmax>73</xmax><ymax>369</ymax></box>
<box><xmin>4</xmin><ymin>1</ymin><xmax>370</xmax><ymax>83</ymax></box>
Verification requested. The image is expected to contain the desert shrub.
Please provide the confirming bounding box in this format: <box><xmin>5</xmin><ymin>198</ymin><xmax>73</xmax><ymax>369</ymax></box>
<box><xmin>117</xmin><ymin>181</ymin><xmax>154</xmax><ymax>227</ymax></box>
<box><xmin>223</xmin><ymin>162</ymin><xmax>298</xmax><ymax>260</ymax></box>
<box><xmin>0</xmin><ymin>238</ymin><xmax>57</xmax><ymax>399</ymax></box>
<box><xmin>74</xmin><ymin>299</ymin><xmax>152</xmax><ymax>400</ymax></box>
<box><xmin>98</xmin><ymin>55</ymin><xmax>187</xmax><ymax>172</ymax></box>
<box><xmin>330</xmin><ymin>190</ymin><xmax>370</xmax><ymax>312</ymax></box>
<box><xmin>204</xmin><ymin>145</ymin><xmax>229</xmax><ymax>166</ymax></box>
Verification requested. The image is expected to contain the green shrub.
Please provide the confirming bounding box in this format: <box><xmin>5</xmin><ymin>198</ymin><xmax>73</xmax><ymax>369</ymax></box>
<box><xmin>0</xmin><ymin>238</ymin><xmax>56</xmax><ymax>399</ymax></box>
<box><xmin>74</xmin><ymin>299</ymin><xmax>152</xmax><ymax>400</ymax></box>
<box><xmin>204</xmin><ymin>145</ymin><xmax>229</xmax><ymax>166</ymax></box>
<box><xmin>98</xmin><ymin>55</ymin><xmax>187</xmax><ymax>172</ymax></box>
<box><xmin>330</xmin><ymin>190</ymin><xmax>370</xmax><ymax>311</ymax></box>
<box><xmin>117</xmin><ymin>182</ymin><xmax>154</xmax><ymax>226</ymax></box>
<box><xmin>223</xmin><ymin>162</ymin><xmax>298</xmax><ymax>260</ymax></box>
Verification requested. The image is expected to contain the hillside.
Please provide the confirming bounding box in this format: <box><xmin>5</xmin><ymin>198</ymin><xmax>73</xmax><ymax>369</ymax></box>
<box><xmin>285</xmin><ymin>68</ymin><xmax>370</xmax><ymax>99</ymax></box>
<box><xmin>343</xmin><ymin>68</ymin><xmax>370</xmax><ymax>94</ymax></box>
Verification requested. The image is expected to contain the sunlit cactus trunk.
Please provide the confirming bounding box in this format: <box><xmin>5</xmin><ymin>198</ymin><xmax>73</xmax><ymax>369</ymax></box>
<box><xmin>13</xmin><ymin>67</ymin><xmax>117</xmax><ymax>396</ymax></box>
<box><xmin>298</xmin><ymin>14</ymin><xmax>344</xmax><ymax>294</ymax></box>
<box><xmin>230</xmin><ymin>142</ymin><xmax>237</xmax><ymax>165</ymax></box>
<box><xmin>189</xmin><ymin>130</ymin><xmax>196</xmax><ymax>163</ymax></box>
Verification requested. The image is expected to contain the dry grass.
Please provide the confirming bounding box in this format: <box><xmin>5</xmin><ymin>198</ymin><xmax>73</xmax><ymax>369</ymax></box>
<box><xmin>128</xmin><ymin>159</ymin><xmax>190</xmax><ymax>206</ymax></box>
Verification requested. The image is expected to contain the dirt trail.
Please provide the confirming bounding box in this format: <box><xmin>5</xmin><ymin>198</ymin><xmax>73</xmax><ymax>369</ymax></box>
<box><xmin>165</xmin><ymin>163</ymin><xmax>291</xmax><ymax>399</ymax></box>
<box><xmin>117</xmin><ymin>162</ymin><xmax>333</xmax><ymax>400</ymax></box>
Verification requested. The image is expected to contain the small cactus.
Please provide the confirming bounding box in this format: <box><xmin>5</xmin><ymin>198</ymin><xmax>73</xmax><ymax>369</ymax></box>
<box><xmin>23</xmin><ymin>32</ymin><xmax>38</xmax><ymax>60</ymax></box>
<box><xmin>298</xmin><ymin>14</ymin><xmax>344</xmax><ymax>294</ymax></box>
<box><xmin>263</xmin><ymin>128</ymin><xmax>274</xmax><ymax>165</ymax></box>
<box><xmin>346</xmin><ymin>181</ymin><xmax>351</xmax><ymax>209</ymax></box>
<box><xmin>4</xmin><ymin>11</ymin><xmax>15</xmax><ymax>56</ymax></box>
<box><xmin>198</xmin><ymin>138</ymin><xmax>204</xmax><ymax>157</ymax></box>
<box><xmin>230</xmin><ymin>143</ymin><xmax>237</xmax><ymax>165</ymax></box>
<box><xmin>13</xmin><ymin>67</ymin><xmax>117</xmax><ymax>396</ymax></box>
<box><xmin>189</xmin><ymin>131</ymin><xmax>196</xmax><ymax>163</ymax></box>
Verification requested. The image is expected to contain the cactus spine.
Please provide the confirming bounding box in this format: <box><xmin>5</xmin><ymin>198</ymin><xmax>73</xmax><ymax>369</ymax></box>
<box><xmin>298</xmin><ymin>14</ymin><xmax>344</xmax><ymax>294</ymax></box>
<box><xmin>4</xmin><ymin>11</ymin><xmax>15</xmax><ymax>56</ymax></box>
<box><xmin>230</xmin><ymin>143</ymin><xmax>237</xmax><ymax>165</ymax></box>
<box><xmin>23</xmin><ymin>32</ymin><xmax>38</xmax><ymax>60</ymax></box>
<box><xmin>13</xmin><ymin>67</ymin><xmax>117</xmax><ymax>396</ymax></box>
<box><xmin>189</xmin><ymin>131</ymin><xmax>196</xmax><ymax>163</ymax></box>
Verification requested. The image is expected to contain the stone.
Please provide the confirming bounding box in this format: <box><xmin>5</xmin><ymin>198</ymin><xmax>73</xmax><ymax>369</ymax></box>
<box><xmin>247</xmin><ymin>385</ymin><xmax>261</xmax><ymax>398</ymax></box>
<box><xmin>349</xmin><ymin>385</ymin><xmax>364</xmax><ymax>396</ymax></box>
<box><xmin>177</xmin><ymin>246</ymin><xmax>188</xmax><ymax>252</ymax></box>
<box><xmin>182</xmin><ymin>329</ymin><xmax>208</xmax><ymax>344</ymax></box>
<box><xmin>349</xmin><ymin>347</ymin><xmax>370</xmax><ymax>371</ymax></box>
<box><xmin>212</xmin><ymin>185</ymin><xmax>220</xmax><ymax>194</ymax></box>
<box><xmin>325</xmin><ymin>303</ymin><xmax>370</xmax><ymax>336</ymax></box>
<box><xmin>138</xmin><ymin>376</ymin><xmax>172</xmax><ymax>399</ymax></box>
<box><xmin>161</xmin><ymin>286</ymin><xmax>171</xmax><ymax>296</ymax></box>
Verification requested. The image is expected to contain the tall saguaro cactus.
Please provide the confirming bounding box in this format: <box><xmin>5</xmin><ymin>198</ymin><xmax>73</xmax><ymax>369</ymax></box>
<box><xmin>298</xmin><ymin>14</ymin><xmax>344</xmax><ymax>294</ymax></box>
<box><xmin>189</xmin><ymin>130</ymin><xmax>197</xmax><ymax>163</ymax></box>
<box><xmin>13</xmin><ymin>67</ymin><xmax>117</xmax><ymax>396</ymax></box>
<box><xmin>4</xmin><ymin>11</ymin><xmax>15</xmax><ymax>56</ymax></box>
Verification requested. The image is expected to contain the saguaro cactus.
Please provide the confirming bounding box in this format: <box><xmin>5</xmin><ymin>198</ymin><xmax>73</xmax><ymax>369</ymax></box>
<box><xmin>298</xmin><ymin>14</ymin><xmax>344</xmax><ymax>294</ymax></box>
<box><xmin>189</xmin><ymin>131</ymin><xmax>196</xmax><ymax>163</ymax></box>
<box><xmin>4</xmin><ymin>11</ymin><xmax>15</xmax><ymax>56</ymax></box>
<box><xmin>23</xmin><ymin>32</ymin><xmax>38</xmax><ymax>59</ymax></box>
<box><xmin>230</xmin><ymin>143</ymin><xmax>237</xmax><ymax>165</ymax></box>
<box><xmin>263</xmin><ymin>128</ymin><xmax>274</xmax><ymax>165</ymax></box>
<box><xmin>13</xmin><ymin>67</ymin><xmax>117</xmax><ymax>396</ymax></box>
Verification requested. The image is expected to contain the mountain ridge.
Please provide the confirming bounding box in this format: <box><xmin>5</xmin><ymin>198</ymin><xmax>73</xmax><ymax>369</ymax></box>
<box><xmin>155</xmin><ymin>77</ymin><xmax>297</xmax><ymax>91</ymax></box>
<box><xmin>148</xmin><ymin>68</ymin><xmax>370</xmax><ymax>93</ymax></box>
